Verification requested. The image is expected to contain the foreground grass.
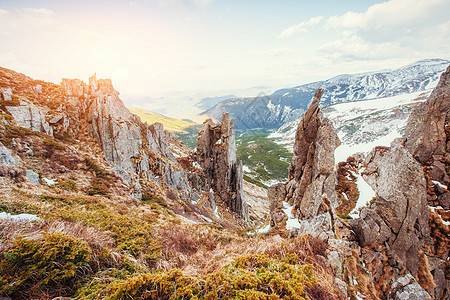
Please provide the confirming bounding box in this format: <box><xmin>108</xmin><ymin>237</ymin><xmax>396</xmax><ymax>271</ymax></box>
<box><xmin>0</xmin><ymin>188</ymin><xmax>337</xmax><ymax>299</ymax></box>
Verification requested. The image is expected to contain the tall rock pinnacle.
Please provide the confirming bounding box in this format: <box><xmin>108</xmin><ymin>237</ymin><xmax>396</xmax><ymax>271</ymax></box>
<box><xmin>195</xmin><ymin>113</ymin><xmax>247</xmax><ymax>219</ymax></box>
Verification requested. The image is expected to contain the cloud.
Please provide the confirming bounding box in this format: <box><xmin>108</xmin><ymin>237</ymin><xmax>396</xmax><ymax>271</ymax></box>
<box><xmin>319</xmin><ymin>34</ymin><xmax>419</xmax><ymax>61</ymax></box>
<box><xmin>278</xmin><ymin>16</ymin><xmax>324</xmax><ymax>38</ymax></box>
<box><xmin>327</xmin><ymin>0</ymin><xmax>449</xmax><ymax>30</ymax></box>
<box><xmin>319</xmin><ymin>0</ymin><xmax>450</xmax><ymax>61</ymax></box>
<box><xmin>0</xmin><ymin>9</ymin><xmax>9</xmax><ymax>15</ymax></box>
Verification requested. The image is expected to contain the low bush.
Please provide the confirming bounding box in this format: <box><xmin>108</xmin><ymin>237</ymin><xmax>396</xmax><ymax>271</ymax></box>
<box><xmin>58</xmin><ymin>179</ymin><xmax>78</xmax><ymax>192</ymax></box>
<box><xmin>77</xmin><ymin>253</ymin><xmax>316</xmax><ymax>300</ymax></box>
<box><xmin>87</xmin><ymin>178</ymin><xmax>110</xmax><ymax>195</ymax></box>
<box><xmin>0</xmin><ymin>232</ymin><xmax>91</xmax><ymax>298</ymax></box>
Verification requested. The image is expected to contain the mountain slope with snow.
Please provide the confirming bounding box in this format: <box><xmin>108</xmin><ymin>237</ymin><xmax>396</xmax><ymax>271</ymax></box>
<box><xmin>270</xmin><ymin>90</ymin><xmax>431</xmax><ymax>163</ymax></box>
<box><xmin>202</xmin><ymin>59</ymin><xmax>449</xmax><ymax>130</ymax></box>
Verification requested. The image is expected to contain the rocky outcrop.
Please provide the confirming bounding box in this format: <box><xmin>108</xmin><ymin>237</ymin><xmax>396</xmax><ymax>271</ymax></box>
<box><xmin>404</xmin><ymin>65</ymin><xmax>450</xmax><ymax>165</ymax></box>
<box><xmin>1</xmin><ymin>87</ymin><xmax>12</xmax><ymax>101</ymax></box>
<box><xmin>267</xmin><ymin>89</ymin><xmax>341</xmax><ymax>239</ymax></box>
<box><xmin>4</xmin><ymin>100</ymin><xmax>53</xmax><ymax>136</ymax></box>
<box><xmin>268</xmin><ymin>183</ymin><xmax>286</xmax><ymax>226</ymax></box>
<box><xmin>59</xmin><ymin>75</ymin><xmax>190</xmax><ymax>198</ymax></box>
<box><xmin>195</xmin><ymin>113</ymin><xmax>247</xmax><ymax>219</ymax></box>
<box><xmin>286</xmin><ymin>89</ymin><xmax>341</xmax><ymax>220</ymax></box>
<box><xmin>389</xmin><ymin>274</ymin><xmax>431</xmax><ymax>300</ymax></box>
<box><xmin>0</xmin><ymin>142</ymin><xmax>18</xmax><ymax>166</ymax></box>
<box><xmin>403</xmin><ymin>64</ymin><xmax>450</xmax><ymax>300</ymax></box>
<box><xmin>351</xmin><ymin>139</ymin><xmax>429</xmax><ymax>275</ymax></box>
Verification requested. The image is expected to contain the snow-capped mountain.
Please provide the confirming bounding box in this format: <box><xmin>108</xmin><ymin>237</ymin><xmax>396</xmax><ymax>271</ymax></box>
<box><xmin>269</xmin><ymin>89</ymin><xmax>431</xmax><ymax>163</ymax></box>
<box><xmin>202</xmin><ymin>59</ymin><xmax>449</xmax><ymax>130</ymax></box>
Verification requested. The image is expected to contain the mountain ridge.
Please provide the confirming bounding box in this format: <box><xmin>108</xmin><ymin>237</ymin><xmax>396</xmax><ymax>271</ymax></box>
<box><xmin>202</xmin><ymin>58</ymin><xmax>449</xmax><ymax>130</ymax></box>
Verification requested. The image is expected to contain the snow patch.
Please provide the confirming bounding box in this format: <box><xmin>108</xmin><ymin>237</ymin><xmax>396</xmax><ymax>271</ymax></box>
<box><xmin>0</xmin><ymin>212</ymin><xmax>40</xmax><ymax>222</ymax></box>
<box><xmin>432</xmin><ymin>180</ymin><xmax>448</xmax><ymax>190</ymax></box>
<box><xmin>43</xmin><ymin>177</ymin><xmax>58</xmax><ymax>186</ymax></box>
<box><xmin>282</xmin><ymin>201</ymin><xmax>301</xmax><ymax>230</ymax></box>
<box><xmin>349</xmin><ymin>171</ymin><xmax>376</xmax><ymax>218</ymax></box>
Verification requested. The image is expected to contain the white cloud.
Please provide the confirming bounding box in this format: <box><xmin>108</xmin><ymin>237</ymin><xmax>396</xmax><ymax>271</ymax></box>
<box><xmin>319</xmin><ymin>34</ymin><xmax>419</xmax><ymax>61</ymax></box>
<box><xmin>319</xmin><ymin>0</ymin><xmax>450</xmax><ymax>62</ymax></box>
<box><xmin>0</xmin><ymin>9</ymin><xmax>9</xmax><ymax>15</ymax></box>
<box><xmin>278</xmin><ymin>16</ymin><xmax>324</xmax><ymax>38</ymax></box>
<box><xmin>327</xmin><ymin>0</ymin><xmax>449</xmax><ymax>30</ymax></box>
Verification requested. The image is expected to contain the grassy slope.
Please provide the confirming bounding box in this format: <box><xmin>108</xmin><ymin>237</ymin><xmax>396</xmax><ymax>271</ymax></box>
<box><xmin>237</xmin><ymin>132</ymin><xmax>293</xmax><ymax>186</ymax></box>
<box><xmin>0</xmin><ymin>120</ymin><xmax>338</xmax><ymax>300</ymax></box>
<box><xmin>128</xmin><ymin>107</ymin><xmax>197</xmax><ymax>133</ymax></box>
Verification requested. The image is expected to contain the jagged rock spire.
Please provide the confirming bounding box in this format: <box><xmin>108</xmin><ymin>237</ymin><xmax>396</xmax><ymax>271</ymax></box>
<box><xmin>195</xmin><ymin>113</ymin><xmax>247</xmax><ymax>219</ymax></box>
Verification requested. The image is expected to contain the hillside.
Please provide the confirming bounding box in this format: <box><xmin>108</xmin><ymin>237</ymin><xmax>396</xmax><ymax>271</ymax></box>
<box><xmin>128</xmin><ymin>107</ymin><xmax>198</xmax><ymax>133</ymax></box>
<box><xmin>0</xmin><ymin>66</ymin><xmax>341</xmax><ymax>299</ymax></box>
<box><xmin>0</xmin><ymin>64</ymin><xmax>448</xmax><ymax>299</ymax></box>
<box><xmin>202</xmin><ymin>59</ymin><xmax>449</xmax><ymax>130</ymax></box>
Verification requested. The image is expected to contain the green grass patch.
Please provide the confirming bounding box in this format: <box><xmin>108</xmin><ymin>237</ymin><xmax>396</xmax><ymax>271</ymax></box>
<box><xmin>237</xmin><ymin>133</ymin><xmax>292</xmax><ymax>183</ymax></box>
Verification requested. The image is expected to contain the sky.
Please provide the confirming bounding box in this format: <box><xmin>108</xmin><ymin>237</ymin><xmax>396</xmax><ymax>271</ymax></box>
<box><xmin>0</xmin><ymin>0</ymin><xmax>449</xmax><ymax>118</ymax></box>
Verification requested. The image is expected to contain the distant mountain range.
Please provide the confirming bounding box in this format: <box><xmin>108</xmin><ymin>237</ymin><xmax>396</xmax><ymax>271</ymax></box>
<box><xmin>269</xmin><ymin>90</ymin><xmax>431</xmax><ymax>163</ymax></box>
<box><xmin>201</xmin><ymin>58</ymin><xmax>450</xmax><ymax>130</ymax></box>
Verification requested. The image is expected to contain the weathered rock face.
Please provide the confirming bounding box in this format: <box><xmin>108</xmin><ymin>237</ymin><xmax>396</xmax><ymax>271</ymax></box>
<box><xmin>351</xmin><ymin>139</ymin><xmax>429</xmax><ymax>275</ymax></box>
<box><xmin>267</xmin><ymin>89</ymin><xmax>340</xmax><ymax>239</ymax></box>
<box><xmin>1</xmin><ymin>87</ymin><xmax>12</xmax><ymax>101</ymax></box>
<box><xmin>286</xmin><ymin>89</ymin><xmax>341</xmax><ymax>221</ymax></box>
<box><xmin>195</xmin><ymin>113</ymin><xmax>247</xmax><ymax>218</ymax></box>
<box><xmin>405</xmin><ymin>65</ymin><xmax>450</xmax><ymax>165</ymax></box>
<box><xmin>389</xmin><ymin>274</ymin><xmax>431</xmax><ymax>300</ymax></box>
<box><xmin>268</xmin><ymin>183</ymin><xmax>286</xmax><ymax>226</ymax></box>
<box><xmin>403</xmin><ymin>64</ymin><xmax>450</xmax><ymax>300</ymax></box>
<box><xmin>60</xmin><ymin>75</ymin><xmax>188</xmax><ymax>196</ymax></box>
<box><xmin>5</xmin><ymin>100</ymin><xmax>53</xmax><ymax>136</ymax></box>
<box><xmin>0</xmin><ymin>142</ymin><xmax>18</xmax><ymax>166</ymax></box>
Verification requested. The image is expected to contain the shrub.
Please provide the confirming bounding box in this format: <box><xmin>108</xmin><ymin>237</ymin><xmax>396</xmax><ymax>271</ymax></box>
<box><xmin>57</xmin><ymin>179</ymin><xmax>78</xmax><ymax>192</ymax></box>
<box><xmin>87</xmin><ymin>178</ymin><xmax>110</xmax><ymax>196</ymax></box>
<box><xmin>0</xmin><ymin>232</ymin><xmax>91</xmax><ymax>298</ymax></box>
<box><xmin>142</xmin><ymin>192</ymin><xmax>167</xmax><ymax>208</ymax></box>
<box><xmin>78</xmin><ymin>253</ymin><xmax>317</xmax><ymax>299</ymax></box>
<box><xmin>84</xmin><ymin>157</ymin><xmax>111</xmax><ymax>180</ymax></box>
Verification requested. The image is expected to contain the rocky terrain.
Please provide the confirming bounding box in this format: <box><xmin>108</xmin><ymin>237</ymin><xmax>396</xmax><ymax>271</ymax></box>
<box><xmin>0</xmin><ymin>63</ymin><xmax>449</xmax><ymax>300</ymax></box>
<box><xmin>267</xmin><ymin>66</ymin><xmax>450</xmax><ymax>299</ymax></box>
<box><xmin>203</xmin><ymin>59</ymin><xmax>449</xmax><ymax>130</ymax></box>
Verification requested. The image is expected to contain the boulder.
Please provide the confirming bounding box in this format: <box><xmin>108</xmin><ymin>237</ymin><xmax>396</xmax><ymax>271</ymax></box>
<box><xmin>351</xmin><ymin>139</ymin><xmax>429</xmax><ymax>275</ymax></box>
<box><xmin>0</xmin><ymin>142</ymin><xmax>18</xmax><ymax>166</ymax></box>
<box><xmin>6</xmin><ymin>101</ymin><xmax>53</xmax><ymax>136</ymax></box>
<box><xmin>1</xmin><ymin>87</ymin><xmax>12</xmax><ymax>101</ymax></box>
<box><xmin>389</xmin><ymin>274</ymin><xmax>431</xmax><ymax>300</ymax></box>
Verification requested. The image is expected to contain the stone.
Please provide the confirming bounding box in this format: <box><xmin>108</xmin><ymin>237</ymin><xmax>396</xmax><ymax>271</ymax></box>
<box><xmin>194</xmin><ymin>113</ymin><xmax>247</xmax><ymax>219</ymax></box>
<box><xmin>6</xmin><ymin>101</ymin><xmax>53</xmax><ymax>136</ymax></box>
<box><xmin>0</xmin><ymin>142</ymin><xmax>18</xmax><ymax>166</ymax></box>
<box><xmin>352</xmin><ymin>139</ymin><xmax>429</xmax><ymax>275</ymax></box>
<box><xmin>389</xmin><ymin>274</ymin><xmax>431</xmax><ymax>300</ymax></box>
<box><xmin>1</xmin><ymin>87</ymin><xmax>12</xmax><ymax>101</ymax></box>
<box><xmin>333</xmin><ymin>277</ymin><xmax>348</xmax><ymax>300</ymax></box>
<box><xmin>268</xmin><ymin>183</ymin><xmax>286</xmax><ymax>226</ymax></box>
<box><xmin>26</xmin><ymin>169</ymin><xmax>39</xmax><ymax>185</ymax></box>
<box><xmin>427</xmin><ymin>257</ymin><xmax>447</xmax><ymax>300</ymax></box>
<box><xmin>286</xmin><ymin>89</ymin><xmax>341</xmax><ymax>219</ymax></box>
